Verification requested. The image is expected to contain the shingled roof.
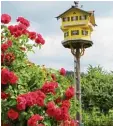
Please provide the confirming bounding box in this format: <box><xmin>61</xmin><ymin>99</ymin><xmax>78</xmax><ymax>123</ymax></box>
<box><xmin>56</xmin><ymin>6</ymin><xmax>93</xmax><ymax>19</ymax></box>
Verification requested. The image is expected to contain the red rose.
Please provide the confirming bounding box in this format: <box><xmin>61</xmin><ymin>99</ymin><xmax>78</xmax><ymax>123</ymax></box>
<box><xmin>18</xmin><ymin>23</ymin><xmax>27</xmax><ymax>30</ymax></box>
<box><xmin>22</xmin><ymin>29</ymin><xmax>29</xmax><ymax>35</ymax></box>
<box><xmin>70</xmin><ymin>119</ymin><xmax>78</xmax><ymax>126</ymax></box>
<box><xmin>13</xmin><ymin>25</ymin><xmax>19</xmax><ymax>32</ymax></box>
<box><xmin>7</xmin><ymin>40</ymin><xmax>12</xmax><ymax>47</ymax></box>
<box><xmin>8</xmin><ymin>71</ymin><xmax>18</xmax><ymax>84</ymax></box>
<box><xmin>60</xmin><ymin>68</ymin><xmax>66</xmax><ymax>76</ymax></box>
<box><xmin>35</xmin><ymin>34</ymin><xmax>45</xmax><ymax>45</ymax></box>
<box><xmin>54</xmin><ymin>108</ymin><xmax>62</xmax><ymax>121</ymax></box>
<box><xmin>61</xmin><ymin>112</ymin><xmax>70</xmax><ymax>121</ymax></box>
<box><xmin>17</xmin><ymin>104</ymin><xmax>26</xmax><ymax>111</ymax></box>
<box><xmin>62</xmin><ymin>100</ymin><xmax>70</xmax><ymax>109</ymax></box>
<box><xmin>17</xmin><ymin>96</ymin><xmax>26</xmax><ymax>110</ymax></box>
<box><xmin>1</xmin><ymin>41</ymin><xmax>12</xmax><ymax>53</ymax></box>
<box><xmin>1</xmin><ymin>43</ymin><xmax>8</xmax><ymax>52</ymax></box>
<box><xmin>46</xmin><ymin>101</ymin><xmax>56</xmax><ymax>117</ymax></box>
<box><xmin>7</xmin><ymin>109</ymin><xmax>19</xmax><ymax>120</ymax></box>
<box><xmin>35</xmin><ymin>90</ymin><xmax>46</xmax><ymax>99</ymax></box>
<box><xmin>1</xmin><ymin>69</ymin><xmax>18</xmax><ymax>85</ymax></box>
<box><xmin>25</xmin><ymin>93</ymin><xmax>34</xmax><ymax>107</ymax></box>
<box><xmin>61</xmin><ymin>106</ymin><xmax>68</xmax><ymax>113</ymax></box>
<box><xmin>1</xmin><ymin>68</ymin><xmax>10</xmax><ymax>84</ymax></box>
<box><xmin>4</xmin><ymin>53</ymin><xmax>15</xmax><ymax>65</ymax></box>
<box><xmin>55</xmin><ymin>97</ymin><xmax>61</xmax><ymax>104</ymax></box>
<box><xmin>46</xmin><ymin>101</ymin><xmax>55</xmax><ymax>108</ymax></box>
<box><xmin>1</xmin><ymin>14</ymin><xmax>11</xmax><ymax>24</ymax></box>
<box><xmin>41</xmin><ymin>82</ymin><xmax>58</xmax><ymax>94</ymax></box>
<box><xmin>1</xmin><ymin>92</ymin><xmax>9</xmax><ymax>100</ymax></box>
<box><xmin>17</xmin><ymin>17</ymin><xmax>30</xmax><ymax>28</ymax></box>
<box><xmin>65</xmin><ymin>86</ymin><xmax>75</xmax><ymax>99</ymax></box>
<box><xmin>16</xmin><ymin>90</ymin><xmax>46</xmax><ymax>109</ymax></box>
<box><xmin>36</xmin><ymin>97</ymin><xmax>44</xmax><ymax>107</ymax></box>
<box><xmin>46</xmin><ymin>107</ymin><xmax>56</xmax><ymax>117</ymax></box>
<box><xmin>29</xmin><ymin>92</ymin><xmax>37</xmax><ymax>105</ymax></box>
<box><xmin>35</xmin><ymin>37</ymin><xmax>40</xmax><ymax>44</ymax></box>
<box><xmin>29</xmin><ymin>32</ymin><xmax>36</xmax><ymax>40</ymax></box>
<box><xmin>27</xmin><ymin>114</ymin><xmax>43</xmax><ymax>126</ymax></box>
<box><xmin>8</xmin><ymin>25</ymin><xmax>14</xmax><ymax>34</ymax></box>
<box><xmin>8</xmin><ymin>25</ymin><xmax>24</xmax><ymax>37</ymax></box>
<box><xmin>13</xmin><ymin>30</ymin><xmax>22</xmax><ymax>37</ymax></box>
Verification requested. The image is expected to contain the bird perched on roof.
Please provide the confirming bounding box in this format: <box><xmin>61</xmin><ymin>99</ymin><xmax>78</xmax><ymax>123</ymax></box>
<box><xmin>74</xmin><ymin>1</ymin><xmax>79</xmax><ymax>7</ymax></box>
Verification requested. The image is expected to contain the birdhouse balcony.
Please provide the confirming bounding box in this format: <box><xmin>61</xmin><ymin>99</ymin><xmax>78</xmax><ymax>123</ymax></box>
<box><xmin>61</xmin><ymin>20</ymin><xmax>88</xmax><ymax>28</ymax></box>
<box><xmin>64</xmin><ymin>35</ymin><xmax>91</xmax><ymax>41</ymax></box>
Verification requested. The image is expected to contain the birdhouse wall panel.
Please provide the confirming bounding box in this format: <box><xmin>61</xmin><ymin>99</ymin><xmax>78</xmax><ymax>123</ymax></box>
<box><xmin>61</xmin><ymin>9</ymin><xmax>89</xmax><ymax>27</ymax></box>
<box><xmin>63</xmin><ymin>26</ymin><xmax>91</xmax><ymax>41</ymax></box>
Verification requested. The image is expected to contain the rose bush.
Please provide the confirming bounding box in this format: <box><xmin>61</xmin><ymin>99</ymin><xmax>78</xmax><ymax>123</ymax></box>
<box><xmin>1</xmin><ymin>14</ymin><xmax>78</xmax><ymax>126</ymax></box>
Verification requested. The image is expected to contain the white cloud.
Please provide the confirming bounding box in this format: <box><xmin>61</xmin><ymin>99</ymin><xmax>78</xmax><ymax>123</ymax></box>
<box><xmin>1</xmin><ymin>1</ymin><xmax>113</xmax><ymax>72</ymax></box>
<box><xmin>28</xmin><ymin>16</ymin><xmax>113</xmax><ymax>72</ymax></box>
<box><xmin>9</xmin><ymin>1</ymin><xmax>62</xmax><ymax>13</ymax></box>
<box><xmin>29</xmin><ymin>21</ymin><xmax>40</xmax><ymax>32</ymax></box>
<box><xmin>81</xmin><ymin>17</ymin><xmax>113</xmax><ymax>72</ymax></box>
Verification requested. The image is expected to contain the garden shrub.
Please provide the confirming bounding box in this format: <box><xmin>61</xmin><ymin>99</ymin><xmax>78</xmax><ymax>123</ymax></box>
<box><xmin>1</xmin><ymin>14</ymin><xmax>78</xmax><ymax>126</ymax></box>
<box><xmin>66</xmin><ymin>66</ymin><xmax>113</xmax><ymax>125</ymax></box>
<box><xmin>81</xmin><ymin>65</ymin><xmax>113</xmax><ymax>113</ymax></box>
<box><xmin>83</xmin><ymin>108</ymin><xmax>113</xmax><ymax>126</ymax></box>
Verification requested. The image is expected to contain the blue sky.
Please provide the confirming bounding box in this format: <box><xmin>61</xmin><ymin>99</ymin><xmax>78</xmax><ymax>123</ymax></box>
<box><xmin>1</xmin><ymin>1</ymin><xmax>113</xmax><ymax>72</ymax></box>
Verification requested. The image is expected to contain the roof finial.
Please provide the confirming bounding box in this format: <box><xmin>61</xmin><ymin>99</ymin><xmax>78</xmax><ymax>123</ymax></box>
<box><xmin>74</xmin><ymin>1</ymin><xmax>79</xmax><ymax>7</ymax></box>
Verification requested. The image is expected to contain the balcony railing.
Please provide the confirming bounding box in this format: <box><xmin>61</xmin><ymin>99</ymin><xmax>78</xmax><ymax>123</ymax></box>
<box><xmin>64</xmin><ymin>36</ymin><xmax>91</xmax><ymax>41</ymax></box>
<box><xmin>62</xmin><ymin>21</ymin><xmax>88</xmax><ymax>27</ymax></box>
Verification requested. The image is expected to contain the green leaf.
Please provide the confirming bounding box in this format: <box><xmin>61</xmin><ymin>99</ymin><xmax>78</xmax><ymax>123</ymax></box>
<box><xmin>39</xmin><ymin>44</ymin><xmax>41</xmax><ymax>49</ymax></box>
<box><xmin>8</xmin><ymin>99</ymin><xmax>17</xmax><ymax>107</ymax></box>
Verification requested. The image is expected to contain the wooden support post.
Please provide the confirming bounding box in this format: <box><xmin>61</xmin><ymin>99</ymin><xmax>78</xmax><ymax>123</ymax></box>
<box><xmin>74</xmin><ymin>48</ymin><xmax>82</xmax><ymax>126</ymax></box>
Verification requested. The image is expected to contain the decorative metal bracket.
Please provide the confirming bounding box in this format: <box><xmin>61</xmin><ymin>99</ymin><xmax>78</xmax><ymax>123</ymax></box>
<box><xmin>69</xmin><ymin>42</ymin><xmax>85</xmax><ymax>58</ymax></box>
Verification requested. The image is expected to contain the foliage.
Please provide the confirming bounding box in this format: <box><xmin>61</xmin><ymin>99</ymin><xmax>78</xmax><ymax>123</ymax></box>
<box><xmin>66</xmin><ymin>65</ymin><xmax>113</xmax><ymax>125</ymax></box>
<box><xmin>1</xmin><ymin>14</ymin><xmax>77</xmax><ymax>126</ymax></box>
<box><xmin>81</xmin><ymin>65</ymin><xmax>113</xmax><ymax>113</ymax></box>
<box><xmin>83</xmin><ymin>108</ymin><xmax>113</xmax><ymax>126</ymax></box>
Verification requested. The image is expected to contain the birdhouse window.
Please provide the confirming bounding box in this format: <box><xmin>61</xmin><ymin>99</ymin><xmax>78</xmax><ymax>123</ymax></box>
<box><xmin>80</xmin><ymin>15</ymin><xmax>87</xmax><ymax>20</ymax></box>
<box><xmin>71</xmin><ymin>30</ymin><xmax>79</xmax><ymax>35</ymax></box>
<box><xmin>82</xmin><ymin>30</ymin><xmax>88</xmax><ymax>35</ymax></box>
<box><xmin>71</xmin><ymin>16</ymin><xmax>78</xmax><ymax>21</ymax></box>
<box><xmin>64</xmin><ymin>32</ymin><xmax>69</xmax><ymax>37</ymax></box>
<box><xmin>63</xmin><ymin>17</ymin><xmax>70</xmax><ymax>22</ymax></box>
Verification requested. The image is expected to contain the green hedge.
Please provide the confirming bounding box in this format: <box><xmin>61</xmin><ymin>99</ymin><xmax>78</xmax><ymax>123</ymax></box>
<box><xmin>83</xmin><ymin>108</ymin><xmax>113</xmax><ymax>126</ymax></box>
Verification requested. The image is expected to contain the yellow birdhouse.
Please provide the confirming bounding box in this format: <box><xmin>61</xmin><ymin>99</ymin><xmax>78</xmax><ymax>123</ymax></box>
<box><xmin>56</xmin><ymin>2</ymin><xmax>97</xmax><ymax>49</ymax></box>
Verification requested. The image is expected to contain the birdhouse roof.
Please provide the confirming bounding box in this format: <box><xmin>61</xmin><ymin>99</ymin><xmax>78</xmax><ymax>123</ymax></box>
<box><xmin>56</xmin><ymin>6</ymin><xmax>92</xmax><ymax>19</ymax></box>
<box><xmin>56</xmin><ymin>6</ymin><xmax>97</xmax><ymax>26</ymax></box>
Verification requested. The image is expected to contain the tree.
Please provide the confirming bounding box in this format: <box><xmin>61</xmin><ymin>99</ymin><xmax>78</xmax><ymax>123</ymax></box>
<box><xmin>81</xmin><ymin>65</ymin><xmax>113</xmax><ymax>114</ymax></box>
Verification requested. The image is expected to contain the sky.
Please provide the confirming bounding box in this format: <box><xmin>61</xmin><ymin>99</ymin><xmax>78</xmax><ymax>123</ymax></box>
<box><xmin>1</xmin><ymin>1</ymin><xmax>113</xmax><ymax>72</ymax></box>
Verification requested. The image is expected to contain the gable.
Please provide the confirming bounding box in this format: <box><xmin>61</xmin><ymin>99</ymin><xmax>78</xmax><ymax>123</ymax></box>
<box><xmin>56</xmin><ymin>7</ymin><xmax>91</xmax><ymax>19</ymax></box>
